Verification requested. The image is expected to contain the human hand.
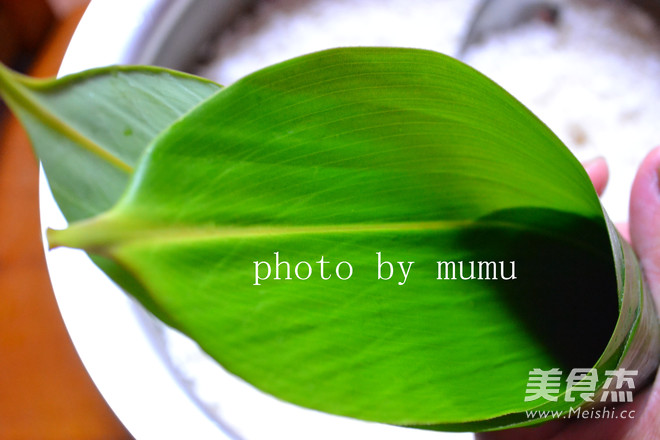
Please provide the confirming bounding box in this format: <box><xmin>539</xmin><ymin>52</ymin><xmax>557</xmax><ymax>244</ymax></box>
<box><xmin>476</xmin><ymin>148</ymin><xmax>660</xmax><ymax>440</ymax></box>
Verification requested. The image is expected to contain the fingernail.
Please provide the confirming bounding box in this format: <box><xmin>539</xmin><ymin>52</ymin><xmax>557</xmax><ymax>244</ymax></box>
<box><xmin>582</xmin><ymin>156</ymin><xmax>605</xmax><ymax>168</ymax></box>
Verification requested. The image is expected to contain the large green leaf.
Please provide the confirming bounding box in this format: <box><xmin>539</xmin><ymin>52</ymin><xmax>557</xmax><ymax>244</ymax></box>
<box><xmin>11</xmin><ymin>48</ymin><xmax>660</xmax><ymax>430</ymax></box>
<box><xmin>0</xmin><ymin>62</ymin><xmax>221</xmax><ymax>316</ymax></box>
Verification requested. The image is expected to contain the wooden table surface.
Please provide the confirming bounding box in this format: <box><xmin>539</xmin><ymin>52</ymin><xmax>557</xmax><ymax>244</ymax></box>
<box><xmin>0</xmin><ymin>2</ymin><xmax>133</xmax><ymax>438</ymax></box>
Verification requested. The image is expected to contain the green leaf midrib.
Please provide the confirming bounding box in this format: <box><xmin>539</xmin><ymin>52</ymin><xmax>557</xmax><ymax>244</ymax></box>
<box><xmin>48</xmin><ymin>214</ymin><xmax>607</xmax><ymax>262</ymax></box>
<box><xmin>0</xmin><ymin>63</ymin><xmax>133</xmax><ymax>173</ymax></box>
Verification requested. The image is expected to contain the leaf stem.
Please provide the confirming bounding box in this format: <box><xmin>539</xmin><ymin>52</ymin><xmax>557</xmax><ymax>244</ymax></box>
<box><xmin>47</xmin><ymin>213</ymin><xmax>608</xmax><ymax>263</ymax></box>
<box><xmin>0</xmin><ymin>63</ymin><xmax>133</xmax><ymax>173</ymax></box>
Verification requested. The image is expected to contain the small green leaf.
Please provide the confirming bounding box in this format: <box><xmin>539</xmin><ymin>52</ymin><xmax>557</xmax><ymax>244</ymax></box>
<box><xmin>0</xmin><ymin>62</ymin><xmax>221</xmax><ymax>317</ymax></box>
<box><xmin>46</xmin><ymin>48</ymin><xmax>659</xmax><ymax>430</ymax></box>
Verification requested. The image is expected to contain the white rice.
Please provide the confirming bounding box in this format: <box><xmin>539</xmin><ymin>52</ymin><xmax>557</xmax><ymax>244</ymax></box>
<box><xmin>199</xmin><ymin>0</ymin><xmax>479</xmax><ymax>85</ymax></box>
<box><xmin>464</xmin><ymin>0</ymin><xmax>660</xmax><ymax>223</ymax></box>
<box><xmin>165</xmin><ymin>1</ymin><xmax>660</xmax><ymax>438</ymax></box>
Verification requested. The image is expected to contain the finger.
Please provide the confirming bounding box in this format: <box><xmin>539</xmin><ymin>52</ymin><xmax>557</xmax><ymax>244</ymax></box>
<box><xmin>629</xmin><ymin>145</ymin><xmax>660</xmax><ymax>304</ymax></box>
<box><xmin>625</xmin><ymin>146</ymin><xmax>660</xmax><ymax>438</ymax></box>
<box><xmin>616</xmin><ymin>221</ymin><xmax>630</xmax><ymax>243</ymax></box>
<box><xmin>583</xmin><ymin>156</ymin><xmax>609</xmax><ymax>197</ymax></box>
